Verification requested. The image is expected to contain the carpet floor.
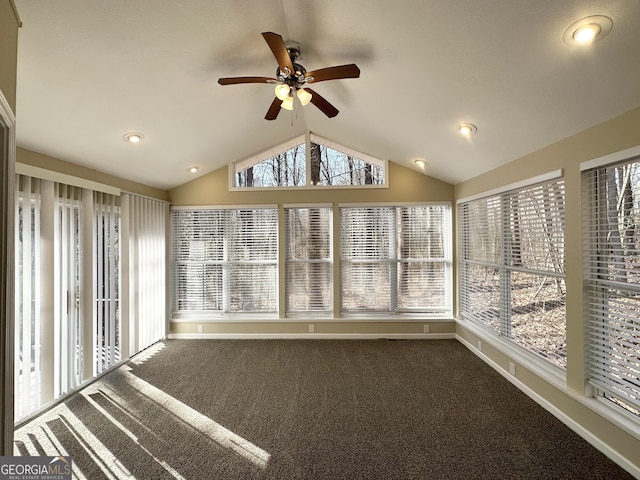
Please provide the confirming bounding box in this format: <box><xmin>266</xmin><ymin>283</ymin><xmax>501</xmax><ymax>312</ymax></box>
<box><xmin>14</xmin><ymin>339</ymin><xmax>636</xmax><ymax>479</ymax></box>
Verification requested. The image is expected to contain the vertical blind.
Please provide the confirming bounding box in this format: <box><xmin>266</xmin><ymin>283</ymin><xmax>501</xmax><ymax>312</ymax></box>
<box><xmin>172</xmin><ymin>207</ymin><xmax>278</xmax><ymax>315</ymax></box>
<box><xmin>14</xmin><ymin>176</ymin><xmax>41</xmax><ymax>420</ymax></box>
<box><xmin>285</xmin><ymin>206</ymin><xmax>333</xmax><ymax>314</ymax></box>
<box><xmin>583</xmin><ymin>158</ymin><xmax>640</xmax><ymax>417</ymax></box>
<box><xmin>94</xmin><ymin>192</ymin><xmax>120</xmax><ymax>374</ymax></box>
<box><xmin>13</xmin><ymin>174</ymin><xmax>168</xmax><ymax>422</ymax></box>
<box><xmin>339</xmin><ymin>205</ymin><xmax>451</xmax><ymax>315</ymax></box>
<box><xmin>54</xmin><ymin>183</ymin><xmax>84</xmax><ymax>396</ymax></box>
<box><xmin>459</xmin><ymin>178</ymin><xmax>567</xmax><ymax>368</ymax></box>
<box><xmin>122</xmin><ymin>194</ymin><xmax>168</xmax><ymax>354</ymax></box>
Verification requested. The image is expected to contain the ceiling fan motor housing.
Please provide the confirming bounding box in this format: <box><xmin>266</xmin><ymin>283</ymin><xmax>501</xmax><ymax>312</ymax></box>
<box><xmin>276</xmin><ymin>62</ymin><xmax>308</xmax><ymax>87</ymax></box>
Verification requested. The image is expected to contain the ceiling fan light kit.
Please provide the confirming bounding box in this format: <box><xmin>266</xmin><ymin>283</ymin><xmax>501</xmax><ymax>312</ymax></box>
<box><xmin>274</xmin><ymin>83</ymin><xmax>290</xmax><ymax>100</ymax></box>
<box><xmin>218</xmin><ymin>32</ymin><xmax>360</xmax><ymax>120</ymax></box>
<box><xmin>297</xmin><ymin>88</ymin><xmax>312</xmax><ymax>106</ymax></box>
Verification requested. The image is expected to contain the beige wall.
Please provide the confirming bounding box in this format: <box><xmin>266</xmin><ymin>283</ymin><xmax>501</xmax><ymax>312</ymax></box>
<box><xmin>0</xmin><ymin>0</ymin><xmax>19</xmax><ymax>112</ymax></box>
<box><xmin>169</xmin><ymin>160</ymin><xmax>456</xmax><ymax>337</ymax></box>
<box><xmin>17</xmin><ymin>148</ymin><xmax>169</xmax><ymax>201</ymax></box>
<box><xmin>169</xmin><ymin>160</ymin><xmax>453</xmax><ymax>206</ymax></box>
<box><xmin>454</xmin><ymin>106</ymin><xmax>640</xmax><ymax>476</ymax></box>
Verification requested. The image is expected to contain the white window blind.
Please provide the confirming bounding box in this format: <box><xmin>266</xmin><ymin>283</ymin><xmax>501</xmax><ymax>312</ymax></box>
<box><xmin>285</xmin><ymin>206</ymin><xmax>333</xmax><ymax>314</ymax></box>
<box><xmin>583</xmin><ymin>158</ymin><xmax>640</xmax><ymax>417</ymax></box>
<box><xmin>172</xmin><ymin>207</ymin><xmax>278</xmax><ymax>315</ymax></box>
<box><xmin>121</xmin><ymin>194</ymin><xmax>168</xmax><ymax>354</ymax></box>
<box><xmin>339</xmin><ymin>205</ymin><xmax>451</xmax><ymax>315</ymax></box>
<box><xmin>459</xmin><ymin>178</ymin><xmax>566</xmax><ymax>368</ymax></box>
<box><xmin>14</xmin><ymin>175</ymin><xmax>42</xmax><ymax>420</ymax></box>
<box><xmin>55</xmin><ymin>183</ymin><xmax>83</xmax><ymax>396</ymax></box>
<box><xmin>94</xmin><ymin>192</ymin><xmax>120</xmax><ymax>374</ymax></box>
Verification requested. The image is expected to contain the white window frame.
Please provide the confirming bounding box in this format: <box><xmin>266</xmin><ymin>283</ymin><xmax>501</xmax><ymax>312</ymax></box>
<box><xmin>457</xmin><ymin>170</ymin><xmax>567</xmax><ymax>370</ymax></box>
<box><xmin>284</xmin><ymin>204</ymin><xmax>334</xmax><ymax>316</ymax></box>
<box><xmin>338</xmin><ymin>202</ymin><xmax>452</xmax><ymax>317</ymax></box>
<box><xmin>171</xmin><ymin>205</ymin><xmax>279</xmax><ymax>319</ymax></box>
<box><xmin>581</xmin><ymin>146</ymin><xmax>640</xmax><ymax>420</ymax></box>
<box><xmin>229</xmin><ymin>131</ymin><xmax>388</xmax><ymax>191</ymax></box>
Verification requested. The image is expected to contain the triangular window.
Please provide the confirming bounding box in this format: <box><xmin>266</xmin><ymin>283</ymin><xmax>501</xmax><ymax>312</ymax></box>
<box><xmin>309</xmin><ymin>134</ymin><xmax>385</xmax><ymax>186</ymax></box>
<box><xmin>231</xmin><ymin>132</ymin><xmax>387</xmax><ymax>189</ymax></box>
<box><xmin>234</xmin><ymin>137</ymin><xmax>306</xmax><ymax>188</ymax></box>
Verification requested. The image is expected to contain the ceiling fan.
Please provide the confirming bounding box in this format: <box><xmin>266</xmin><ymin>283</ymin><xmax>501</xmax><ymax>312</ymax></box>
<box><xmin>218</xmin><ymin>32</ymin><xmax>360</xmax><ymax>120</ymax></box>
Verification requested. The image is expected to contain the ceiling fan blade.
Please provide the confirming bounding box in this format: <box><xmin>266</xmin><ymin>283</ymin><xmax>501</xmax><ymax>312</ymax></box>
<box><xmin>218</xmin><ymin>76</ymin><xmax>276</xmax><ymax>85</ymax></box>
<box><xmin>262</xmin><ymin>32</ymin><xmax>295</xmax><ymax>75</ymax></box>
<box><xmin>305</xmin><ymin>88</ymin><xmax>339</xmax><ymax>118</ymax></box>
<box><xmin>304</xmin><ymin>64</ymin><xmax>360</xmax><ymax>83</ymax></box>
<box><xmin>265</xmin><ymin>97</ymin><xmax>282</xmax><ymax>121</ymax></box>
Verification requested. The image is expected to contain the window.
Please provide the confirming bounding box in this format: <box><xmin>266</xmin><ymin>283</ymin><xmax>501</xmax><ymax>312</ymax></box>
<box><xmin>231</xmin><ymin>133</ymin><xmax>387</xmax><ymax>189</ymax></box>
<box><xmin>285</xmin><ymin>206</ymin><xmax>333</xmax><ymax>315</ymax></box>
<box><xmin>459</xmin><ymin>176</ymin><xmax>566</xmax><ymax>368</ymax></box>
<box><xmin>340</xmin><ymin>204</ymin><xmax>451</xmax><ymax>315</ymax></box>
<box><xmin>309</xmin><ymin>137</ymin><xmax>384</xmax><ymax>186</ymax></box>
<box><xmin>583</xmin><ymin>157</ymin><xmax>640</xmax><ymax>418</ymax></box>
<box><xmin>172</xmin><ymin>206</ymin><xmax>278</xmax><ymax>316</ymax></box>
<box><xmin>235</xmin><ymin>141</ymin><xmax>306</xmax><ymax>188</ymax></box>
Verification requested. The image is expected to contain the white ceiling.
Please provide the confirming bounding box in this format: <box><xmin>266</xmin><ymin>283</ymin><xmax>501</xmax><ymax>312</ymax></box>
<box><xmin>14</xmin><ymin>0</ymin><xmax>640</xmax><ymax>190</ymax></box>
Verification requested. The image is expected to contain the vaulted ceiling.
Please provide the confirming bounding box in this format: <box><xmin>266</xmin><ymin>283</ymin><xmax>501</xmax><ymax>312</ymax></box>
<box><xmin>14</xmin><ymin>0</ymin><xmax>640</xmax><ymax>190</ymax></box>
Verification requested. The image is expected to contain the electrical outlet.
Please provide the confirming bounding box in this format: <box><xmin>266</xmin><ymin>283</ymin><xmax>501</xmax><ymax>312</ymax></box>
<box><xmin>477</xmin><ymin>339</ymin><xmax>482</xmax><ymax>351</ymax></box>
<box><xmin>197</xmin><ymin>324</ymin><xmax>203</xmax><ymax>333</ymax></box>
<box><xmin>509</xmin><ymin>362</ymin><xmax>516</xmax><ymax>376</ymax></box>
<box><xmin>423</xmin><ymin>324</ymin><xmax>430</xmax><ymax>333</ymax></box>
<box><xmin>309</xmin><ymin>324</ymin><xmax>314</xmax><ymax>333</ymax></box>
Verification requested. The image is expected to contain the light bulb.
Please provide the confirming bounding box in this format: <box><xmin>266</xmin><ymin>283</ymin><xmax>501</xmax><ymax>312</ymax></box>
<box><xmin>414</xmin><ymin>159</ymin><xmax>427</xmax><ymax>170</ymax></box>
<box><xmin>281</xmin><ymin>95</ymin><xmax>294</xmax><ymax>111</ymax></box>
<box><xmin>457</xmin><ymin>123</ymin><xmax>477</xmax><ymax>136</ymax></box>
<box><xmin>274</xmin><ymin>83</ymin><xmax>290</xmax><ymax>101</ymax></box>
<box><xmin>123</xmin><ymin>132</ymin><xmax>144</xmax><ymax>143</ymax></box>
<box><xmin>573</xmin><ymin>24</ymin><xmax>601</xmax><ymax>43</ymax></box>
<box><xmin>296</xmin><ymin>88</ymin><xmax>312</xmax><ymax>106</ymax></box>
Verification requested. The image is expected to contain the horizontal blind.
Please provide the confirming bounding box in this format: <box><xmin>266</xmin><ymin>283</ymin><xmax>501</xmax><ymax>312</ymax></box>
<box><xmin>506</xmin><ymin>181</ymin><xmax>566</xmax><ymax>367</ymax></box>
<box><xmin>458</xmin><ymin>196</ymin><xmax>502</xmax><ymax>329</ymax></box>
<box><xmin>172</xmin><ymin>209</ymin><xmax>225</xmax><ymax>312</ymax></box>
<box><xmin>341</xmin><ymin>207</ymin><xmax>394</xmax><ymax>312</ymax></box>
<box><xmin>285</xmin><ymin>207</ymin><xmax>333</xmax><ymax>313</ymax></box>
<box><xmin>340</xmin><ymin>205</ymin><xmax>451</xmax><ymax>314</ymax></box>
<box><xmin>459</xmin><ymin>177</ymin><xmax>566</xmax><ymax>368</ymax></box>
<box><xmin>396</xmin><ymin>206</ymin><xmax>451</xmax><ymax>312</ymax></box>
<box><xmin>228</xmin><ymin>209</ymin><xmax>278</xmax><ymax>313</ymax></box>
<box><xmin>172</xmin><ymin>207</ymin><xmax>278</xmax><ymax>315</ymax></box>
<box><xmin>583</xmin><ymin>158</ymin><xmax>640</xmax><ymax>416</ymax></box>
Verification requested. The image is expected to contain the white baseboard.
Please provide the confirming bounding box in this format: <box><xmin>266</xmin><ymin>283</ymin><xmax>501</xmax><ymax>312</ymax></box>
<box><xmin>456</xmin><ymin>334</ymin><xmax>640</xmax><ymax>480</ymax></box>
<box><xmin>168</xmin><ymin>333</ymin><xmax>456</xmax><ymax>340</ymax></box>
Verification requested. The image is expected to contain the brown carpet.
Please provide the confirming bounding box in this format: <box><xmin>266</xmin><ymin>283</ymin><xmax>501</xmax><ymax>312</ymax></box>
<box><xmin>14</xmin><ymin>339</ymin><xmax>635</xmax><ymax>479</ymax></box>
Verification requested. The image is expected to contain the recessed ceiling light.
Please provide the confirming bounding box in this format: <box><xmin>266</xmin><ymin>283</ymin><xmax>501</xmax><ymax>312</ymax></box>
<box><xmin>457</xmin><ymin>123</ymin><xmax>477</xmax><ymax>136</ymax></box>
<box><xmin>188</xmin><ymin>166</ymin><xmax>199</xmax><ymax>173</ymax></box>
<box><xmin>563</xmin><ymin>16</ymin><xmax>612</xmax><ymax>46</ymax></box>
<box><xmin>414</xmin><ymin>159</ymin><xmax>427</xmax><ymax>170</ymax></box>
<box><xmin>123</xmin><ymin>132</ymin><xmax>144</xmax><ymax>143</ymax></box>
